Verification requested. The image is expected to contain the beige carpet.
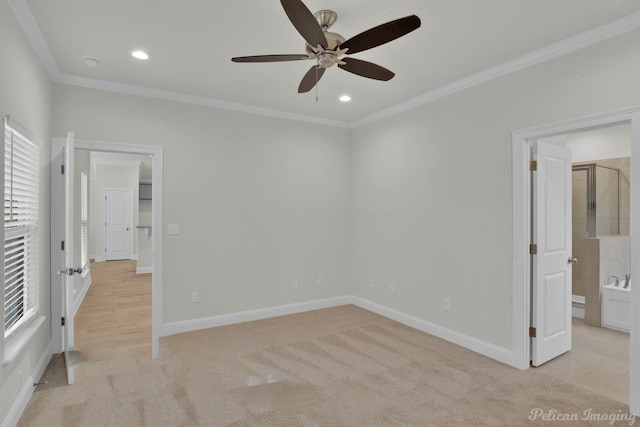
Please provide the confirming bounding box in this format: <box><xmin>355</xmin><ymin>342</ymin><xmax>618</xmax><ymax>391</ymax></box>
<box><xmin>18</xmin><ymin>305</ymin><xmax>635</xmax><ymax>426</ymax></box>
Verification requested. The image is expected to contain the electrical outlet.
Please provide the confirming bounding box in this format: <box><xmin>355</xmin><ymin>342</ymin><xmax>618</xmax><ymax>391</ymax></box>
<box><xmin>444</xmin><ymin>299</ymin><xmax>451</xmax><ymax>311</ymax></box>
<box><xmin>389</xmin><ymin>283</ymin><xmax>395</xmax><ymax>294</ymax></box>
<box><xmin>368</xmin><ymin>278</ymin><xmax>374</xmax><ymax>289</ymax></box>
<box><xmin>292</xmin><ymin>280</ymin><xmax>298</xmax><ymax>290</ymax></box>
<box><xmin>317</xmin><ymin>276</ymin><xmax>324</xmax><ymax>287</ymax></box>
<box><xmin>191</xmin><ymin>291</ymin><xmax>199</xmax><ymax>303</ymax></box>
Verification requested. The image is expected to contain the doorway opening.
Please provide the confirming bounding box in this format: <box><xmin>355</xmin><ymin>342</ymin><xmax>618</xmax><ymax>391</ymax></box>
<box><xmin>512</xmin><ymin>106</ymin><xmax>640</xmax><ymax>414</ymax></box>
<box><xmin>50</xmin><ymin>138</ymin><xmax>163</xmax><ymax>370</ymax></box>
<box><xmin>75</xmin><ymin>150</ymin><xmax>154</xmax><ymax>360</ymax></box>
<box><xmin>535</xmin><ymin>123</ymin><xmax>631</xmax><ymax>404</ymax></box>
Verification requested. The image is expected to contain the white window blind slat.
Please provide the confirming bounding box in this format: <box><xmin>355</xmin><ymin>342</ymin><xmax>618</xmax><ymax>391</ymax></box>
<box><xmin>80</xmin><ymin>171</ymin><xmax>88</xmax><ymax>268</ymax></box>
<box><xmin>4</xmin><ymin>116</ymin><xmax>40</xmax><ymax>337</ymax></box>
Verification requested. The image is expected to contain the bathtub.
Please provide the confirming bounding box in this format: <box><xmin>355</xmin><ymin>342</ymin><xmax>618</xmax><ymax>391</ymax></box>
<box><xmin>601</xmin><ymin>283</ymin><xmax>630</xmax><ymax>332</ymax></box>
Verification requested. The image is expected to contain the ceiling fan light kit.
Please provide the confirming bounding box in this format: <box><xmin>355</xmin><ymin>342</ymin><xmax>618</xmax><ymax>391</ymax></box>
<box><xmin>231</xmin><ymin>0</ymin><xmax>421</xmax><ymax>94</ymax></box>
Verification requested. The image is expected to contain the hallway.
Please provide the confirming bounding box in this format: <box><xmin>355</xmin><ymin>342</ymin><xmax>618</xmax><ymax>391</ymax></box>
<box><xmin>74</xmin><ymin>260</ymin><xmax>152</xmax><ymax>361</ymax></box>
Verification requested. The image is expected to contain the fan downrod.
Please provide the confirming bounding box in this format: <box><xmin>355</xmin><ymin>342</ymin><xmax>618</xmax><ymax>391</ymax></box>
<box><xmin>314</xmin><ymin>10</ymin><xmax>337</xmax><ymax>30</ymax></box>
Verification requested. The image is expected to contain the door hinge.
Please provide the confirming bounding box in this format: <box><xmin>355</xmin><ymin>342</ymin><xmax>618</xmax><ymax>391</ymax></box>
<box><xmin>61</xmin><ymin>164</ymin><xmax>65</xmax><ymax>175</ymax></box>
<box><xmin>529</xmin><ymin>326</ymin><xmax>536</xmax><ymax>338</ymax></box>
<box><xmin>529</xmin><ymin>244</ymin><xmax>537</xmax><ymax>255</ymax></box>
<box><xmin>61</xmin><ymin>317</ymin><xmax>66</xmax><ymax>326</ymax></box>
<box><xmin>61</xmin><ymin>241</ymin><xmax>65</xmax><ymax>251</ymax></box>
<box><xmin>530</xmin><ymin>160</ymin><xmax>537</xmax><ymax>171</ymax></box>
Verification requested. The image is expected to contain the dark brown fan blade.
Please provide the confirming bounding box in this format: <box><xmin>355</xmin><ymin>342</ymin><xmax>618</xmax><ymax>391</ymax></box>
<box><xmin>232</xmin><ymin>54</ymin><xmax>310</xmax><ymax>63</ymax></box>
<box><xmin>281</xmin><ymin>0</ymin><xmax>328</xmax><ymax>48</ymax></box>
<box><xmin>298</xmin><ymin>65</ymin><xmax>326</xmax><ymax>93</ymax></box>
<box><xmin>338</xmin><ymin>58</ymin><xmax>395</xmax><ymax>81</ymax></box>
<box><xmin>340</xmin><ymin>15</ymin><xmax>421</xmax><ymax>55</ymax></box>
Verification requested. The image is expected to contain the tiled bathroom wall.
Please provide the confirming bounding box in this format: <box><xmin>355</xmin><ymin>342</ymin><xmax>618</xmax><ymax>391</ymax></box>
<box><xmin>584</xmin><ymin>236</ymin><xmax>630</xmax><ymax>326</ymax></box>
<box><xmin>572</xmin><ymin>157</ymin><xmax>630</xmax><ymax>300</ymax></box>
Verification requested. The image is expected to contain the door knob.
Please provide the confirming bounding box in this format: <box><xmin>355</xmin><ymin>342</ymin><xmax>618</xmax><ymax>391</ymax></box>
<box><xmin>568</xmin><ymin>257</ymin><xmax>577</xmax><ymax>264</ymax></box>
<box><xmin>57</xmin><ymin>267</ymin><xmax>83</xmax><ymax>276</ymax></box>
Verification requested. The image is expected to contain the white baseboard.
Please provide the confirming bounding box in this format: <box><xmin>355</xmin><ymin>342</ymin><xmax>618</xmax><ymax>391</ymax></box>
<box><xmin>2</xmin><ymin>342</ymin><xmax>52</xmax><ymax>427</ymax></box>
<box><xmin>160</xmin><ymin>296</ymin><xmax>352</xmax><ymax>337</ymax></box>
<box><xmin>73</xmin><ymin>275</ymin><xmax>92</xmax><ymax>317</ymax></box>
<box><xmin>131</xmin><ymin>254</ymin><xmax>138</xmax><ymax>261</ymax></box>
<box><xmin>93</xmin><ymin>256</ymin><xmax>105</xmax><ymax>263</ymax></box>
<box><xmin>572</xmin><ymin>306</ymin><xmax>585</xmax><ymax>319</ymax></box>
<box><xmin>350</xmin><ymin>296</ymin><xmax>515</xmax><ymax>367</ymax></box>
<box><xmin>136</xmin><ymin>266</ymin><xmax>152</xmax><ymax>275</ymax></box>
<box><xmin>160</xmin><ymin>294</ymin><xmax>514</xmax><ymax>369</ymax></box>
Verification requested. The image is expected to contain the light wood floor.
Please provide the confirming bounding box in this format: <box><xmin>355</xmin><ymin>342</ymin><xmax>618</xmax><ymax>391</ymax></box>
<box><xmin>74</xmin><ymin>260</ymin><xmax>152</xmax><ymax>360</ymax></box>
<box><xmin>74</xmin><ymin>263</ymin><xmax>629</xmax><ymax>404</ymax></box>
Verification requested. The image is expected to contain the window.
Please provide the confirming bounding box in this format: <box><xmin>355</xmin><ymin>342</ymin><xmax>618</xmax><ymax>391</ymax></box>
<box><xmin>4</xmin><ymin>116</ymin><xmax>40</xmax><ymax>339</ymax></box>
<box><xmin>80</xmin><ymin>171</ymin><xmax>88</xmax><ymax>269</ymax></box>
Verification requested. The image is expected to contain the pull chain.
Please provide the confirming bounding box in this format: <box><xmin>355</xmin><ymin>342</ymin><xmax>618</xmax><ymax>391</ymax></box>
<box><xmin>315</xmin><ymin>60</ymin><xmax>319</xmax><ymax>102</ymax></box>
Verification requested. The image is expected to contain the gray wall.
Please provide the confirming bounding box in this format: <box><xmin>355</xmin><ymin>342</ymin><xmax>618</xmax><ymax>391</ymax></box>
<box><xmin>351</xmin><ymin>28</ymin><xmax>640</xmax><ymax>349</ymax></box>
<box><xmin>4</xmin><ymin>1</ymin><xmax>640</xmax><ymax>423</ymax></box>
<box><xmin>52</xmin><ymin>85</ymin><xmax>353</xmax><ymax>323</ymax></box>
<box><xmin>0</xmin><ymin>0</ymin><xmax>52</xmax><ymax>421</ymax></box>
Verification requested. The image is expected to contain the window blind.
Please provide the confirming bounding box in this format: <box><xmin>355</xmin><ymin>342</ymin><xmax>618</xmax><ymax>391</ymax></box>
<box><xmin>80</xmin><ymin>171</ymin><xmax>88</xmax><ymax>268</ymax></box>
<box><xmin>4</xmin><ymin>116</ymin><xmax>39</xmax><ymax>338</ymax></box>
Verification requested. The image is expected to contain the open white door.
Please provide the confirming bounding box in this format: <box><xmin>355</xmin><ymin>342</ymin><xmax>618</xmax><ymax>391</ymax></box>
<box><xmin>531</xmin><ymin>141</ymin><xmax>573</xmax><ymax>366</ymax></box>
<box><xmin>51</xmin><ymin>132</ymin><xmax>80</xmax><ymax>384</ymax></box>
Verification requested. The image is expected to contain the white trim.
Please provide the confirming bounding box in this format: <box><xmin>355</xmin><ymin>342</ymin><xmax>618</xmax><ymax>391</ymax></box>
<box><xmin>6</xmin><ymin>0</ymin><xmax>61</xmax><ymax>81</ymax></box>
<box><xmin>72</xmin><ymin>275</ymin><xmax>92</xmax><ymax>318</ymax></box>
<box><xmin>92</xmin><ymin>157</ymin><xmax>142</xmax><ymax>170</ymax></box>
<box><xmin>351</xmin><ymin>11</ymin><xmax>640</xmax><ymax>129</ymax></box>
<box><xmin>351</xmin><ymin>297</ymin><xmax>515</xmax><ymax>367</ymax></box>
<box><xmin>572</xmin><ymin>295</ymin><xmax>585</xmax><ymax>305</ymax></box>
<box><xmin>9</xmin><ymin>0</ymin><xmax>640</xmax><ymax>129</ymax></box>
<box><xmin>52</xmin><ymin>137</ymin><xmax>164</xmax><ymax>360</ymax></box>
<box><xmin>136</xmin><ymin>266</ymin><xmax>152</xmax><ymax>275</ymax></box>
<box><xmin>58</xmin><ymin>74</ymin><xmax>351</xmax><ymax>129</ymax></box>
<box><xmin>160</xmin><ymin>296</ymin><xmax>352</xmax><ymax>337</ymax></box>
<box><xmin>160</xmin><ymin>295</ymin><xmax>514</xmax><ymax>369</ymax></box>
<box><xmin>2</xmin><ymin>316</ymin><xmax>45</xmax><ymax>366</ymax></box>
<box><xmin>1</xmin><ymin>341</ymin><xmax>52</xmax><ymax>427</ymax></box>
<box><xmin>512</xmin><ymin>106</ymin><xmax>640</xmax><ymax>414</ymax></box>
<box><xmin>572</xmin><ymin>306</ymin><xmax>585</xmax><ymax>320</ymax></box>
<box><xmin>4</xmin><ymin>115</ymin><xmax>43</xmax><ymax>148</ymax></box>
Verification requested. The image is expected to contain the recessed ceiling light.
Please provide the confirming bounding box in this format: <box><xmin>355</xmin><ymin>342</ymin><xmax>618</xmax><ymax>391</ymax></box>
<box><xmin>131</xmin><ymin>50</ymin><xmax>151</xmax><ymax>60</ymax></box>
<box><xmin>339</xmin><ymin>95</ymin><xmax>351</xmax><ymax>102</ymax></box>
<box><xmin>82</xmin><ymin>56</ymin><xmax>100</xmax><ymax>68</ymax></box>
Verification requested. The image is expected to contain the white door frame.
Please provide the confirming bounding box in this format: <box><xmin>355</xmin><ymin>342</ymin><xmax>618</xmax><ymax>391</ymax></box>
<box><xmin>512</xmin><ymin>106</ymin><xmax>640</xmax><ymax>414</ymax></box>
<box><xmin>51</xmin><ymin>138</ymin><xmax>164</xmax><ymax>360</ymax></box>
<box><xmin>102</xmin><ymin>187</ymin><xmax>134</xmax><ymax>261</ymax></box>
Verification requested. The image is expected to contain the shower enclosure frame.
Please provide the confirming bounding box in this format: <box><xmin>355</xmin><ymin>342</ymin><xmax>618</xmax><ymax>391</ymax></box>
<box><xmin>572</xmin><ymin>163</ymin><xmax>621</xmax><ymax>238</ymax></box>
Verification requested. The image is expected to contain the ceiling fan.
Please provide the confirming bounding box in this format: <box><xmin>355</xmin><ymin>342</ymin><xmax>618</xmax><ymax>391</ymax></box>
<box><xmin>231</xmin><ymin>0</ymin><xmax>421</xmax><ymax>93</ymax></box>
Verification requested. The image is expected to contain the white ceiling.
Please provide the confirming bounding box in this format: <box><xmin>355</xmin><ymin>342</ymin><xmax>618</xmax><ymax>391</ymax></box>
<box><xmin>15</xmin><ymin>0</ymin><xmax>640</xmax><ymax>125</ymax></box>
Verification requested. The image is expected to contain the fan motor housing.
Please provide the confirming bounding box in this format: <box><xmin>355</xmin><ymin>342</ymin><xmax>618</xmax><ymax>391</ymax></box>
<box><xmin>305</xmin><ymin>31</ymin><xmax>346</xmax><ymax>54</ymax></box>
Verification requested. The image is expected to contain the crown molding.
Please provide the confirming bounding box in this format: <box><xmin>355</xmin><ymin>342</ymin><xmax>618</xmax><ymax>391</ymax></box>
<box><xmin>7</xmin><ymin>0</ymin><xmax>61</xmax><ymax>81</ymax></box>
<box><xmin>57</xmin><ymin>73</ymin><xmax>351</xmax><ymax>129</ymax></box>
<box><xmin>10</xmin><ymin>0</ymin><xmax>640</xmax><ymax>129</ymax></box>
<box><xmin>351</xmin><ymin>10</ymin><xmax>640</xmax><ymax>129</ymax></box>
<box><xmin>92</xmin><ymin>157</ymin><xmax>141</xmax><ymax>170</ymax></box>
